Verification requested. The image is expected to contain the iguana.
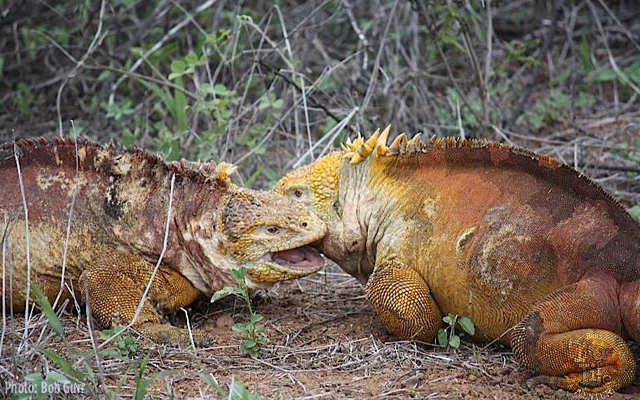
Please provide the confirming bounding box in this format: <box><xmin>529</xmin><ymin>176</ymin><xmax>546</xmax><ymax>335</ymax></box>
<box><xmin>274</xmin><ymin>126</ymin><xmax>640</xmax><ymax>393</ymax></box>
<box><xmin>1</xmin><ymin>137</ymin><xmax>326</xmax><ymax>345</ymax></box>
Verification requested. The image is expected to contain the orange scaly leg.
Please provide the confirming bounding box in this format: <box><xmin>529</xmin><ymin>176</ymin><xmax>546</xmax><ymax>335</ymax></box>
<box><xmin>512</xmin><ymin>275</ymin><xmax>636</xmax><ymax>394</ymax></box>
<box><xmin>79</xmin><ymin>252</ymin><xmax>213</xmax><ymax>346</ymax></box>
<box><xmin>365</xmin><ymin>259</ymin><xmax>443</xmax><ymax>342</ymax></box>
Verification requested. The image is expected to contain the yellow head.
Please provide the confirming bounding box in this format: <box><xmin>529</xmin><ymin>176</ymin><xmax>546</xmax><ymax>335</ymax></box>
<box><xmin>273</xmin><ymin>151</ymin><xmax>343</xmax><ymax>222</ymax></box>
<box><xmin>217</xmin><ymin>188</ymin><xmax>327</xmax><ymax>285</ymax></box>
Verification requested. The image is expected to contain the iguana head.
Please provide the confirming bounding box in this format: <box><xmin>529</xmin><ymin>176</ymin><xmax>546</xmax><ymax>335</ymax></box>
<box><xmin>216</xmin><ymin>187</ymin><xmax>327</xmax><ymax>286</ymax></box>
<box><xmin>273</xmin><ymin>126</ymin><xmax>405</xmax><ymax>282</ymax></box>
<box><xmin>274</xmin><ymin>149</ymin><xmax>372</xmax><ymax>279</ymax></box>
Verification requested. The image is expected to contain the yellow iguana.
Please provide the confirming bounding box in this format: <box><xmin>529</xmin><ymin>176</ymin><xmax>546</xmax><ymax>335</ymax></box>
<box><xmin>274</xmin><ymin>126</ymin><xmax>640</xmax><ymax>394</ymax></box>
<box><xmin>1</xmin><ymin>137</ymin><xmax>326</xmax><ymax>345</ymax></box>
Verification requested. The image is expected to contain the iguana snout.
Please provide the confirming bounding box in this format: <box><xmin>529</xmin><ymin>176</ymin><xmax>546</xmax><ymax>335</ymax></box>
<box><xmin>219</xmin><ymin>189</ymin><xmax>327</xmax><ymax>285</ymax></box>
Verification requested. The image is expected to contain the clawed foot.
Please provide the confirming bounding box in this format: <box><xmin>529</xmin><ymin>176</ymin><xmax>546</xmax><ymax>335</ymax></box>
<box><xmin>526</xmin><ymin>372</ymin><xmax>618</xmax><ymax>394</ymax></box>
<box><xmin>525</xmin><ymin>375</ymin><xmax>549</xmax><ymax>390</ymax></box>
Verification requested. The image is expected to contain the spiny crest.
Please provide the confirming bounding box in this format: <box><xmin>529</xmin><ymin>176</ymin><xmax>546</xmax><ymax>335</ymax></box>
<box><xmin>341</xmin><ymin>126</ymin><xmax>561</xmax><ymax>169</ymax></box>
<box><xmin>2</xmin><ymin>136</ymin><xmax>239</xmax><ymax>187</ymax></box>
<box><xmin>169</xmin><ymin>159</ymin><xmax>237</xmax><ymax>187</ymax></box>
<box><xmin>343</xmin><ymin>125</ymin><xmax>419</xmax><ymax>165</ymax></box>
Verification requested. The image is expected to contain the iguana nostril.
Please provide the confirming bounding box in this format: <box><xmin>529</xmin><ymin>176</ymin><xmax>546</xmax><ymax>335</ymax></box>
<box><xmin>301</xmin><ymin>221</ymin><xmax>308</xmax><ymax>228</ymax></box>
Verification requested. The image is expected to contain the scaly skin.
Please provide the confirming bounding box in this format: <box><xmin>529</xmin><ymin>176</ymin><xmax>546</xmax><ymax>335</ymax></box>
<box><xmin>1</xmin><ymin>137</ymin><xmax>326</xmax><ymax>346</ymax></box>
<box><xmin>275</xmin><ymin>126</ymin><xmax>640</xmax><ymax>393</ymax></box>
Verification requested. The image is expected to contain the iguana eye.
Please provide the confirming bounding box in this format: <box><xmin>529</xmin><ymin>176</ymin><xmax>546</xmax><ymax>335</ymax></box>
<box><xmin>266</xmin><ymin>226</ymin><xmax>279</xmax><ymax>234</ymax></box>
<box><xmin>293</xmin><ymin>189</ymin><xmax>303</xmax><ymax>198</ymax></box>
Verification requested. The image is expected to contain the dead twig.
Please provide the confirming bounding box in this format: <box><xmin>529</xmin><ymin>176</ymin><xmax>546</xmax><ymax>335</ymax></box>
<box><xmin>13</xmin><ymin>143</ymin><xmax>31</xmax><ymax>345</ymax></box>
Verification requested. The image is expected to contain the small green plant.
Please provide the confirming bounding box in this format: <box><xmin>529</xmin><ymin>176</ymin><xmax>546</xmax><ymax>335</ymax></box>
<box><xmin>517</xmin><ymin>90</ymin><xmax>595</xmax><ymax>130</ymax></box>
<box><xmin>437</xmin><ymin>313</ymin><xmax>475</xmax><ymax>350</ymax></box>
<box><xmin>590</xmin><ymin>59</ymin><xmax>640</xmax><ymax>92</ymax></box>
<box><xmin>100</xmin><ymin>326</ymin><xmax>139</xmax><ymax>359</ymax></box>
<box><xmin>211</xmin><ymin>265</ymin><xmax>268</xmax><ymax>358</ymax></box>
<box><xmin>199</xmin><ymin>374</ymin><xmax>263</xmax><ymax>400</ymax></box>
<box><xmin>132</xmin><ymin>354</ymin><xmax>178</xmax><ymax>400</ymax></box>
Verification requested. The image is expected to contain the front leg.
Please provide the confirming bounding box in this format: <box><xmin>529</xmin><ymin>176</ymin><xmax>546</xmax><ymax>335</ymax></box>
<box><xmin>79</xmin><ymin>252</ymin><xmax>213</xmax><ymax>346</ymax></box>
<box><xmin>365</xmin><ymin>259</ymin><xmax>442</xmax><ymax>342</ymax></box>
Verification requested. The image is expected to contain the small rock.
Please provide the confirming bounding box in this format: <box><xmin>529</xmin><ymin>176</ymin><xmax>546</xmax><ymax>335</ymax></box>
<box><xmin>216</xmin><ymin>314</ymin><xmax>234</xmax><ymax>328</ymax></box>
<box><xmin>402</xmin><ymin>375</ymin><xmax>420</xmax><ymax>388</ymax></box>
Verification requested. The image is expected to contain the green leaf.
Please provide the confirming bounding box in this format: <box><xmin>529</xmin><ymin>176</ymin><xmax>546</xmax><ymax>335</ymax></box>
<box><xmin>24</xmin><ymin>372</ymin><xmax>43</xmax><ymax>383</ymax></box>
<box><xmin>230</xmin><ymin>381</ymin><xmax>253</xmax><ymax>399</ymax></box>
<box><xmin>133</xmin><ymin>354</ymin><xmax>151</xmax><ymax>400</ymax></box>
<box><xmin>245</xmin><ymin>165</ymin><xmax>263</xmax><ymax>188</ymax></box>
<box><xmin>211</xmin><ymin>286</ymin><xmax>239</xmax><ymax>303</ymax></box>
<box><xmin>129</xmin><ymin>47</ymin><xmax>145</xmax><ymax>57</ymax></box>
<box><xmin>243</xmin><ymin>338</ymin><xmax>257</xmax><ymax>348</ymax></box>
<box><xmin>579</xmin><ymin>30</ymin><xmax>592</xmax><ymax>73</ymax></box>
<box><xmin>458</xmin><ymin>316</ymin><xmax>476</xmax><ymax>336</ymax></box>
<box><xmin>437</xmin><ymin>328</ymin><xmax>448</xmax><ymax>347</ymax></box>
<box><xmin>250</xmin><ymin>313</ymin><xmax>264</xmax><ymax>324</ymax></box>
<box><xmin>232</xmin><ymin>323</ymin><xmax>248</xmax><ymax>333</ymax></box>
<box><xmin>262</xmin><ymin>167</ymin><xmax>279</xmax><ymax>185</ymax></box>
<box><xmin>449</xmin><ymin>335</ymin><xmax>461</xmax><ymax>349</ymax></box>
<box><xmin>170</xmin><ymin>60</ymin><xmax>186</xmax><ymax>74</ymax></box>
<box><xmin>21</xmin><ymin>373</ymin><xmax>44</xmax><ymax>400</ymax></box>
<box><xmin>172</xmin><ymin>77</ymin><xmax>188</xmax><ymax>131</ymax></box>
<box><xmin>213</xmin><ymin>84</ymin><xmax>230</xmax><ymax>96</ymax></box>
<box><xmin>442</xmin><ymin>314</ymin><xmax>454</xmax><ymax>325</ymax></box>
<box><xmin>31</xmin><ymin>283</ymin><xmax>63</xmax><ymax>335</ymax></box>
<box><xmin>439</xmin><ymin>31</ymin><xmax>465</xmax><ymax>53</ymax></box>
<box><xmin>98</xmin><ymin>70</ymin><xmax>111</xmax><ymax>81</ymax></box>
<box><xmin>45</xmin><ymin>371</ymin><xmax>71</xmax><ymax>384</ymax></box>
<box><xmin>628</xmin><ymin>205</ymin><xmax>640</xmax><ymax>220</ymax></box>
<box><xmin>168</xmin><ymin>71</ymin><xmax>185</xmax><ymax>81</ymax></box>
<box><xmin>41</xmin><ymin>349</ymin><xmax>85</xmax><ymax>382</ymax></box>
<box><xmin>100</xmin><ymin>349</ymin><xmax>124</xmax><ymax>358</ymax></box>
<box><xmin>592</xmin><ymin>68</ymin><xmax>616</xmax><ymax>82</ymax></box>
<box><xmin>185</xmin><ymin>52</ymin><xmax>198</xmax><ymax>65</ymax></box>
<box><xmin>628</xmin><ymin>60</ymin><xmax>640</xmax><ymax>84</ymax></box>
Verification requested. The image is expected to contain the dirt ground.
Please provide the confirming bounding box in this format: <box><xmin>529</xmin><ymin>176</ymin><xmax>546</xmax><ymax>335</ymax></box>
<box><xmin>3</xmin><ymin>261</ymin><xmax>640</xmax><ymax>400</ymax></box>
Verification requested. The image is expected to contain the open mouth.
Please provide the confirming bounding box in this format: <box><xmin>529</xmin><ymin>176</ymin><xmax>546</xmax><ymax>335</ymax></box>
<box><xmin>269</xmin><ymin>246</ymin><xmax>324</xmax><ymax>270</ymax></box>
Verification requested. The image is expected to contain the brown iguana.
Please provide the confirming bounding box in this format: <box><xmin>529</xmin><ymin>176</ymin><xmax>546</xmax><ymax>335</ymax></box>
<box><xmin>1</xmin><ymin>137</ymin><xmax>326</xmax><ymax>345</ymax></box>
<box><xmin>274</xmin><ymin>126</ymin><xmax>640</xmax><ymax>393</ymax></box>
